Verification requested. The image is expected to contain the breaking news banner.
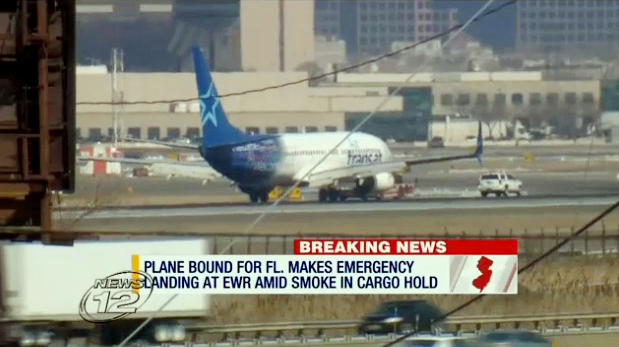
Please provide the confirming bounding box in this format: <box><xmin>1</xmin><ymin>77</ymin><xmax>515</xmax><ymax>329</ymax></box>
<box><xmin>125</xmin><ymin>239</ymin><xmax>518</xmax><ymax>295</ymax></box>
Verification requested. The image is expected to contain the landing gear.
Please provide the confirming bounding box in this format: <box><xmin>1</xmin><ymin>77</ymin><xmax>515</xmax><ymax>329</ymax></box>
<box><xmin>328</xmin><ymin>188</ymin><xmax>339</xmax><ymax>202</ymax></box>
<box><xmin>243</xmin><ymin>186</ymin><xmax>270</xmax><ymax>204</ymax></box>
<box><xmin>249</xmin><ymin>193</ymin><xmax>259</xmax><ymax>203</ymax></box>
<box><xmin>318</xmin><ymin>189</ymin><xmax>327</xmax><ymax>202</ymax></box>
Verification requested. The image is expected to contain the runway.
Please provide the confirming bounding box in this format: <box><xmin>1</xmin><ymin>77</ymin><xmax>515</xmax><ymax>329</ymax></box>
<box><xmin>58</xmin><ymin>200</ymin><xmax>619</xmax><ymax>238</ymax></box>
<box><xmin>70</xmin><ymin>157</ymin><xmax>619</xmax><ymax>201</ymax></box>
<box><xmin>57</xmin><ymin>196</ymin><xmax>619</xmax><ymax>220</ymax></box>
<box><xmin>59</xmin><ymin>153</ymin><xmax>619</xmax><ymax>235</ymax></box>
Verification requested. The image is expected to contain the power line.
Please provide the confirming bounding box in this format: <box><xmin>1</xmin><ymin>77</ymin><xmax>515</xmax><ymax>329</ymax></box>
<box><xmin>377</xmin><ymin>199</ymin><xmax>619</xmax><ymax>347</ymax></box>
<box><xmin>76</xmin><ymin>1</ymin><xmax>516</xmax><ymax>106</ymax></box>
<box><xmin>118</xmin><ymin>0</ymin><xmax>512</xmax><ymax>347</ymax></box>
<box><xmin>217</xmin><ymin>0</ymin><xmax>498</xmax><ymax>255</ymax></box>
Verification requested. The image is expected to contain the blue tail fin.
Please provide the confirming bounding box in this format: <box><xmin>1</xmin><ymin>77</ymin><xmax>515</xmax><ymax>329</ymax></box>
<box><xmin>192</xmin><ymin>46</ymin><xmax>251</xmax><ymax>148</ymax></box>
<box><xmin>475</xmin><ymin>121</ymin><xmax>483</xmax><ymax>165</ymax></box>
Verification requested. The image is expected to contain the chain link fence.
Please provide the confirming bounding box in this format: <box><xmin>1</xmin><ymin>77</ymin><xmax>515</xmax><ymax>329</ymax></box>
<box><xmin>199</xmin><ymin>225</ymin><xmax>619</xmax><ymax>258</ymax></box>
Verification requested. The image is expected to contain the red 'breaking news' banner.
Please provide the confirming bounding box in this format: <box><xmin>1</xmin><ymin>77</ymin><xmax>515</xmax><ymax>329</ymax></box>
<box><xmin>293</xmin><ymin>239</ymin><xmax>519</xmax><ymax>255</ymax></box>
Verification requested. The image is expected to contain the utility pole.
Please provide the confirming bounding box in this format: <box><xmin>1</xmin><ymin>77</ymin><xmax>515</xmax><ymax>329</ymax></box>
<box><xmin>111</xmin><ymin>48</ymin><xmax>124</xmax><ymax>147</ymax></box>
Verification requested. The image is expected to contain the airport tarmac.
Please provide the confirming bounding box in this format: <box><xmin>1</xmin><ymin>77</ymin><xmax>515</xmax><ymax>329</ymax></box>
<box><xmin>61</xmin><ymin>201</ymin><xmax>619</xmax><ymax>238</ymax></box>
<box><xmin>69</xmin><ymin>157</ymin><xmax>619</xmax><ymax>202</ymax></box>
<box><xmin>61</xmin><ymin>155</ymin><xmax>619</xmax><ymax>235</ymax></box>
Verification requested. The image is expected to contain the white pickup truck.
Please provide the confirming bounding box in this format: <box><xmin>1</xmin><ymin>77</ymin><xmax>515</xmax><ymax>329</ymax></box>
<box><xmin>477</xmin><ymin>172</ymin><xmax>523</xmax><ymax>197</ymax></box>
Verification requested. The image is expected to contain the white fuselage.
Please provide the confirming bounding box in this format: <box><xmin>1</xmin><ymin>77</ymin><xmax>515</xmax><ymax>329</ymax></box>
<box><xmin>270</xmin><ymin>131</ymin><xmax>394</xmax><ymax>185</ymax></box>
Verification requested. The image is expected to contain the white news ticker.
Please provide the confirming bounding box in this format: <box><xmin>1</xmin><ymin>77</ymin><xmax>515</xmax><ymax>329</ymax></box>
<box><xmin>133</xmin><ymin>255</ymin><xmax>518</xmax><ymax>295</ymax></box>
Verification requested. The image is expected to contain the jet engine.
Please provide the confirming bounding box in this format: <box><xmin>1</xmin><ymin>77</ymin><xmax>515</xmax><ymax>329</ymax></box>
<box><xmin>373</xmin><ymin>172</ymin><xmax>396</xmax><ymax>190</ymax></box>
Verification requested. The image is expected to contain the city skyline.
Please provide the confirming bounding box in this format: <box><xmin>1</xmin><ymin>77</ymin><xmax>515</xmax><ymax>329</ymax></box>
<box><xmin>74</xmin><ymin>1</ymin><xmax>619</xmax><ymax>72</ymax></box>
<box><xmin>517</xmin><ymin>0</ymin><xmax>619</xmax><ymax>54</ymax></box>
<box><xmin>315</xmin><ymin>0</ymin><xmax>458</xmax><ymax>56</ymax></box>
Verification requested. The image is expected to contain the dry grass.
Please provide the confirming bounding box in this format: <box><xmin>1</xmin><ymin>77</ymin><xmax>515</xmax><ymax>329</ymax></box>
<box><xmin>52</xmin><ymin>178</ymin><xmax>123</xmax><ymax>228</ymax></box>
<box><xmin>208</xmin><ymin>256</ymin><xmax>619</xmax><ymax>324</ymax></box>
<box><xmin>57</xmin><ymin>194</ymin><xmax>246</xmax><ymax>208</ymax></box>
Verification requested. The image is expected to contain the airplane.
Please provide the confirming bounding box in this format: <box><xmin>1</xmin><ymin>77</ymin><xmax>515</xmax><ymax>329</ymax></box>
<box><xmin>80</xmin><ymin>46</ymin><xmax>483</xmax><ymax>204</ymax></box>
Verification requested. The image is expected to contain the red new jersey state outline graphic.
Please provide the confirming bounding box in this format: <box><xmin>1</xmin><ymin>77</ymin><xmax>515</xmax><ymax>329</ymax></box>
<box><xmin>472</xmin><ymin>256</ymin><xmax>494</xmax><ymax>292</ymax></box>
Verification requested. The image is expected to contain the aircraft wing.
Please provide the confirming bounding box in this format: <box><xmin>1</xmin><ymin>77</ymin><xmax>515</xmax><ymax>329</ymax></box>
<box><xmin>77</xmin><ymin>156</ymin><xmax>208</xmax><ymax>166</ymax></box>
<box><xmin>402</xmin><ymin>121</ymin><xmax>484</xmax><ymax>166</ymax></box>
<box><xmin>77</xmin><ymin>156</ymin><xmax>222</xmax><ymax>181</ymax></box>
<box><xmin>117</xmin><ymin>137</ymin><xmax>200</xmax><ymax>150</ymax></box>
<box><xmin>304</xmin><ymin>122</ymin><xmax>483</xmax><ymax>187</ymax></box>
<box><xmin>401</xmin><ymin>151</ymin><xmax>479</xmax><ymax>166</ymax></box>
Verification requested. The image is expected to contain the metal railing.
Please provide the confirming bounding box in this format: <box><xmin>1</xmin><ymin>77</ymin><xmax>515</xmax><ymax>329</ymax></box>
<box><xmin>200</xmin><ymin>227</ymin><xmax>619</xmax><ymax>256</ymax></box>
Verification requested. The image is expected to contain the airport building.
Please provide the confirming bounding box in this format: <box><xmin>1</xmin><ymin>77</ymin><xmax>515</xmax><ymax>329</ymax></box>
<box><xmin>75</xmin><ymin>69</ymin><xmax>604</xmax><ymax>143</ymax></box>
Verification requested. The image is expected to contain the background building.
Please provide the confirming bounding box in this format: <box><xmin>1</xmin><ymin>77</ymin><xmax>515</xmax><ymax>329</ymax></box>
<box><xmin>517</xmin><ymin>0</ymin><xmax>619</xmax><ymax>56</ymax></box>
<box><xmin>75</xmin><ymin>69</ymin><xmax>604</xmax><ymax>143</ymax></box>
<box><xmin>76</xmin><ymin>0</ymin><xmax>315</xmax><ymax>73</ymax></box>
<box><xmin>315</xmin><ymin>0</ymin><xmax>458</xmax><ymax>56</ymax></box>
<box><xmin>240</xmin><ymin>0</ymin><xmax>315</xmax><ymax>72</ymax></box>
<box><xmin>77</xmin><ymin>0</ymin><xmax>242</xmax><ymax>71</ymax></box>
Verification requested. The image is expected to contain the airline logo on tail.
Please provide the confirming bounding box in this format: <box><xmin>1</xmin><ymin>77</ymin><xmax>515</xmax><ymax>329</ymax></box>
<box><xmin>200</xmin><ymin>84</ymin><xmax>219</xmax><ymax>128</ymax></box>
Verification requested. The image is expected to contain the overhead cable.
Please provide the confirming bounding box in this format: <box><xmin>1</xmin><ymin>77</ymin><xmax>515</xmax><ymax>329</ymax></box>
<box><xmin>77</xmin><ymin>1</ymin><xmax>516</xmax><ymax>106</ymax></box>
<box><xmin>377</xmin><ymin>201</ymin><xmax>619</xmax><ymax>347</ymax></box>
<box><xmin>116</xmin><ymin>2</ymin><xmax>517</xmax><ymax>345</ymax></box>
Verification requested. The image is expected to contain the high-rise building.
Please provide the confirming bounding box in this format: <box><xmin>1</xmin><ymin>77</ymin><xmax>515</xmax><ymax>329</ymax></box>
<box><xmin>241</xmin><ymin>0</ymin><xmax>315</xmax><ymax>72</ymax></box>
<box><xmin>315</xmin><ymin>0</ymin><xmax>458</xmax><ymax>56</ymax></box>
<box><xmin>517</xmin><ymin>0</ymin><xmax>619</xmax><ymax>53</ymax></box>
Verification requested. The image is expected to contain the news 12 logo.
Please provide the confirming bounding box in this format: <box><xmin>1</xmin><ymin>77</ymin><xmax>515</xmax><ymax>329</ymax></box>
<box><xmin>79</xmin><ymin>271</ymin><xmax>154</xmax><ymax>323</ymax></box>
